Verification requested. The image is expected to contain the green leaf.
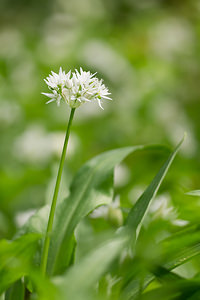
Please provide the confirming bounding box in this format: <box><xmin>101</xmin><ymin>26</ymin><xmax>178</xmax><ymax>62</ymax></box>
<box><xmin>54</xmin><ymin>234</ymin><xmax>128</xmax><ymax>300</ymax></box>
<box><xmin>5</xmin><ymin>280</ymin><xmax>24</xmax><ymax>300</ymax></box>
<box><xmin>48</xmin><ymin>145</ymin><xmax>149</xmax><ymax>275</ymax></box>
<box><xmin>149</xmin><ymin>265</ymin><xmax>184</xmax><ymax>283</ymax></box>
<box><xmin>29</xmin><ymin>270</ymin><xmax>57</xmax><ymax>300</ymax></box>
<box><xmin>15</xmin><ymin>205</ymin><xmax>51</xmax><ymax>271</ymax></box>
<box><xmin>139</xmin><ymin>280</ymin><xmax>200</xmax><ymax>300</ymax></box>
<box><xmin>121</xmin><ymin>225</ymin><xmax>200</xmax><ymax>299</ymax></box>
<box><xmin>16</xmin><ymin>205</ymin><xmax>50</xmax><ymax>238</ymax></box>
<box><xmin>0</xmin><ymin>233</ymin><xmax>40</xmax><ymax>295</ymax></box>
<box><xmin>126</xmin><ymin>136</ymin><xmax>185</xmax><ymax>235</ymax></box>
<box><xmin>188</xmin><ymin>289</ymin><xmax>200</xmax><ymax>300</ymax></box>
<box><xmin>161</xmin><ymin>224</ymin><xmax>200</xmax><ymax>270</ymax></box>
<box><xmin>16</xmin><ymin>144</ymin><xmax>167</xmax><ymax>276</ymax></box>
<box><xmin>5</xmin><ymin>268</ymin><xmax>58</xmax><ymax>300</ymax></box>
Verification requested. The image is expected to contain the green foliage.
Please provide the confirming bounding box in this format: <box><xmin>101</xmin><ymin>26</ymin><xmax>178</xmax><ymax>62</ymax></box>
<box><xmin>54</xmin><ymin>234</ymin><xmax>128</xmax><ymax>300</ymax></box>
<box><xmin>18</xmin><ymin>145</ymin><xmax>159</xmax><ymax>276</ymax></box>
<box><xmin>4</xmin><ymin>128</ymin><xmax>200</xmax><ymax>300</ymax></box>
<box><xmin>4</xmin><ymin>139</ymin><xmax>196</xmax><ymax>300</ymax></box>
<box><xmin>0</xmin><ymin>233</ymin><xmax>40</xmax><ymax>295</ymax></box>
<box><xmin>1</xmin><ymin>0</ymin><xmax>200</xmax><ymax>298</ymax></box>
<box><xmin>126</xmin><ymin>136</ymin><xmax>184</xmax><ymax>235</ymax></box>
<box><xmin>120</xmin><ymin>224</ymin><xmax>200</xmax><ymax>299</ymax></box>
<box><xmin>139</xmin><ymin>280</ymin><xmax>200</xmax><ymax>300</ymax></box>
<box><xmin>5</xmin><ymin>280</ymin><xmax>24</xmax><ymax>300</ymax></box>
<box><xmin>48</xmin><ymin>146</ymin><xmax>146</xmax><ymax>275</ymax></box>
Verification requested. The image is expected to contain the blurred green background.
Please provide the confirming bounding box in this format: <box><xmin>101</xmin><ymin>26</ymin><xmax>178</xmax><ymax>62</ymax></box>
<box><xmin>0</xmin><ymin>0</ymin><xmax>200</xmax><ymax>239</ymax></box>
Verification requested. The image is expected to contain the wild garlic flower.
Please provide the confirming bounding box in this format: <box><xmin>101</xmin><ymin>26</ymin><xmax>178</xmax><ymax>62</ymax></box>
<box><xmin>42</xmin><ymin>67</ymin><xmax>112</xmax><ymax>109</ymax></box>
<box><xmin>90</xmin><ymin>197</ymin><xmax>123</xmax><ymax>226</ymax></box>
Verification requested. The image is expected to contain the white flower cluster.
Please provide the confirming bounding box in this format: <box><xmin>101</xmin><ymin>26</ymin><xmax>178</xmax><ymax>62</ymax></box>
<box><xmin>42</xmin><ymin>67</ymin><xmax>112</xmax><ymax>109</ymax></box>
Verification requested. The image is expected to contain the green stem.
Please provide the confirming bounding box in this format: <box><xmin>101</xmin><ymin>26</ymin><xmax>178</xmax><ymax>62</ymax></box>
<box><xmin>40</xmin><ymin>108</ymin><xmax>76</xmax><ymax>276</ymax></box>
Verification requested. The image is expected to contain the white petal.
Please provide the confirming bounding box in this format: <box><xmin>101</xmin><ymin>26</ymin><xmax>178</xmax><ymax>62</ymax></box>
<box><xmin>46</xmin><ymin>99</ymin><xmax>56</xmax><ymax>104</ymax></box>
<box><xmin>98</xmin><ymin>99</ymin><xmax>104</xmax><ymax>110</ymax></box>
<box><xmin>42</xmin><ymin>92</ymin><xmax>55</xmax><ymax>98</ymax></box>
<box><xmin>102</xmin><ymin>95</ymin><xmax>112</xmax><ymax>100</ymax></box>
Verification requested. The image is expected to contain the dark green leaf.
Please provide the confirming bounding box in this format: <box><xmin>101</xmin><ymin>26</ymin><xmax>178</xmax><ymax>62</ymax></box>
<box><xmin>5</xmin><ymin>280</ymin><xmax>24</xmax><ymax>300</ymax></box>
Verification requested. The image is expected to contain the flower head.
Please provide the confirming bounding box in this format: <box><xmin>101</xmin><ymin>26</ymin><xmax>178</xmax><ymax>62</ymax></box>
<box><xmin>42</xmin><ymin>67</ymin><xmax>111</xmax><ymax>109</ymax></box>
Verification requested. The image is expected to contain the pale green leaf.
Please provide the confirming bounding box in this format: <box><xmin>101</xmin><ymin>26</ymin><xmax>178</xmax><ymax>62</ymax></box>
<box><xmin>54</xmin><ymin>234</ymin><xmax>128</xmax><ymax>300</ymax></box>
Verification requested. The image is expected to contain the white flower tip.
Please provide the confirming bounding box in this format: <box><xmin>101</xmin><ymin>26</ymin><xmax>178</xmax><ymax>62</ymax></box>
<box><xmin>103</xmin><ymin>96</ymin><xmax>112</xmax><ymax>100</ymax></box>
<box><xmin>98</xmin><ymin>100</ymin><xmax>104</xmax><ymax>110</ymax></box>
<box><xmin>46</xmin><ymin>99</ymin><xmax>55</xmax><ymax>104</ymax></box>
<box><xmin>67</xmin><ymin>70</ymin><xmax>71</xmax><ymax>77</ymax></box>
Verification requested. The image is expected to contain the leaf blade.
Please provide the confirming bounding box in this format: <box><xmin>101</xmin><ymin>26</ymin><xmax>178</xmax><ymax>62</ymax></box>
<box><xmin>48</xmin><ymin>145</ymin><xmax>146</xmax><ymax>275</ymax></box>
<box><xmin>126</xmin><ymin>136</ymin><xmax>185</xmax><ymax>234</ymax></box>
<box><xmin>5</xmin><ymin>280</ymin><xmax>24</xmax><ymax>300</ymax></box>
<box><xmin>54</xmin><ymin>234</ymin><xmax>128</xmax><ymax>300</ymax></box>
<box><xmin>0</xmin><ymin>233</ymin><xmax>40</xmax><ymax>294</ymax></box>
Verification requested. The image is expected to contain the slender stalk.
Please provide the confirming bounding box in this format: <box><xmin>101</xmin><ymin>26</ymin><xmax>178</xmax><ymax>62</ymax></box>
<box><xmin>40</xmin><ymin>108</ymin><xmax>75</xmax><ymax>275</ymax></box>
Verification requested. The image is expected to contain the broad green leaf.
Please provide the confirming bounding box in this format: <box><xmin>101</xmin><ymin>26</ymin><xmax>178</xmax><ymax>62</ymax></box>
<box><xmin>54</xmin><ymin>234</ymin><xmax>128</xmax><ymax>300</ymax></box>
<box><xmin>0</xmin><ymin>233</ymin><xmax>40</xmax><ymax>295</ymax></box>
<box><xmin>16</xmin><ymin>144</ymin><xmax>167</xmax><ymax>276</ymax></box>
<box><xmin>5</xmin><ymin>269</ymin><xmax>57</xmax><ymax>300</ymax></box>
<box><xmin>126</xmin><ymin>136</ymin><xmax>185</xmax><ymax>236</ymax></box>
<box><xmin>5</xmin><ymin>280</ymin><xmax>24</xmax><ymax>300</ymax></box>
<box><xmin>186</xmin><ymin>190</ymin><xmax>200</xmax><ymax>196</ymax></box>
<box><xmin>48</xmin><ymin>145</ymin><xmax>153</xmax><ymax>275</ymax></box>
<box><xmin>29</xmin><ymin>270</ymin><xmax>57</xmax><ymax>300</ymax></box>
